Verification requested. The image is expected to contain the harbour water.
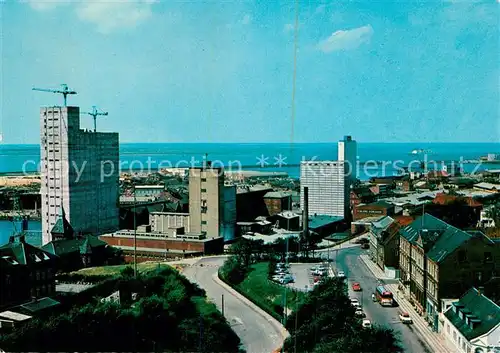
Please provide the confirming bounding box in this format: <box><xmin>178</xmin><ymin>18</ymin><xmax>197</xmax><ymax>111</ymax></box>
<box><xmin>1</xmin><ymin>142</ymin><xmax>499</xmax><ymax>179</ymax></box>
<box><xmin>0</xmin><ymin>220</ymin><xmax>42</xmax><ymax>247</ymax></box>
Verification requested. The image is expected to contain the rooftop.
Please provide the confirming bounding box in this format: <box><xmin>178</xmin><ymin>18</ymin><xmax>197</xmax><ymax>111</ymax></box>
<box><xmin>0</xmin><ymin>240</ymin><xmax>56</xmax><ymax>266</ymax></box>
<box><xmin>42</xmin><ymin>236</ymin><xmax>108</xmax><ymax>256</ymax></box>
<box><xmin>17</xmin><ymin>297</ymin><xmax>60</xmax><ymax>314</ymax></box>
<box><xmin>0</xmin><ymin>311</ymin><xmax>32</xmax><ymax>322</ymax></box>
<box><xmin>134</xmin><ymin>185</ymin><xmax>165</xmax><ymax>189</ymax></box>
<box><xmin>308</xmin><ymin>215</ymin><xmax>344</xmax><ymax>229</ymax></box>
<box><xmin>444</xmin><ymin>287</ymin><xmax>500</xmax><ymax>341</ymax></box>
<box><xmin>264</xmin><ymin>191</ymin><xmax>291</xmax><ymax>199</ymax></box>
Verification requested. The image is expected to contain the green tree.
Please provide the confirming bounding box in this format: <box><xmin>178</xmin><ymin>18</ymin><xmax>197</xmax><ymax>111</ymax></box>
<box><xmin>220</xmin><ymin>255</ymin><xmax>247</xmax><ymax>285</ymax></box>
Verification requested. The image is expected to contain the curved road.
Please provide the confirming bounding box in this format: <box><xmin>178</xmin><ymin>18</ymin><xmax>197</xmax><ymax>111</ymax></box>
<box><xmin>182</xmin><ymin>256</ymin><xmax>284</xmax><ymax>353</ymax></box>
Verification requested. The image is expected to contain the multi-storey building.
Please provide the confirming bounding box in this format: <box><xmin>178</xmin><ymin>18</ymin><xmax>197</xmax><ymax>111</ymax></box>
<box><xmin>40</xmin><ymin>106</ymin><xmax>119</xmax><ymax>245</ymax></box>
<box><xmin>300</xmin><ymin>161</ymin><xmax>349</xmax><ymax>218</ymax></box>
<box><xmin>338</xmin><ymin>135</ymin><xmax>357</xmax><ymax>184</ymax></box>
<box><xmin>263</xmin><ymin>191</ymin><xmax>292</xmax><ymax>216</ymax></box>
<box><xmin>188</xmin><ymin>164</ymin><xmax>235</xmax><ymax>240</ymax></box>
<box><xmin>399</xmin><ymin>213</ymin><xmax>500</xmax><ymax>331</ymax></box>
<box><xmin>0</xmin><ymin>237</ymin><xmax>57</xmax><ymax>309</ymax></box>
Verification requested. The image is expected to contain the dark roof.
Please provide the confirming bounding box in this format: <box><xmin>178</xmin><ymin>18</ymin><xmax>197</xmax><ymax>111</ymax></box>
<box><xmin>357</xmin><ymin>201</ymin><xmax>394</xmax><ymax>209</ymax></box>
<box><xmin>17</xmin><ymin>297</ymin><xmax>60</xmax><ymax>314</ymax></box>
<box><xmin>400</xmin><ymin>213</ymin><xmax>492</xmax><ymax>262</ymax></box>
<box><xmin>308</xmin><ymin>215</ymin><xmax>344</xmax><ymax>229</ymax></box>
<box><xmin>50</xmin><ymin>208</ymin><xmax>74</xmax><ymax>238</ymax></box>
<box><xmin>444</xmin><ymin>287</ymin><xmax>500</xmax><ymax>340</ymax></box>
<box><xmin>0</xmin><ymin>241</ymin><xmax>57</xmax><ymax>266</ymax></box>
<box><xmin>41</xmin><ymin>236</ymin><xmax>107</xmax><ymax>256</ymax></box>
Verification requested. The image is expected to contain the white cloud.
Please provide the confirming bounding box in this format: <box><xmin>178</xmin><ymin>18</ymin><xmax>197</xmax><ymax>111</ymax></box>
<box><xmin>241</xmin><ymin>14</ymin><xmax>252</xmax><ymax>25</ymax></box>
<box><xmin>76</xmin><ymin>0</ymin><xmax>157</xmax><ymax>33</ymax></box>
<box><xmin>317</xmin><ymin>25</ymin><xmax>374</xmax><ymax>53</ymax></box>
<box><xmin>23</xmin><ymin>0</ymin><xmax>157</xmax><ymax>33</ymax></box>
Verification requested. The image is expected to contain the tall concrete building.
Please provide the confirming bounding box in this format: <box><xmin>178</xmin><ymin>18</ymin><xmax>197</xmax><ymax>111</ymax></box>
<box><xmin>40</xmin><ymin>106</ymin><xmax>119</xmax><ymax>245</ymax></box>
<box><xmin>338</xmin><ymin>135</ymin><xmax>357</xmax><ymax>184</ymax></box>
<box><xmin>188</xmin><ymin>164</ymin><xmax>236</xmax><ymax>241</ymax></box>
<box><xmin>300</xmin><ymin>161</ymin><xmax>350</xmax><ymax>218</ymax></box>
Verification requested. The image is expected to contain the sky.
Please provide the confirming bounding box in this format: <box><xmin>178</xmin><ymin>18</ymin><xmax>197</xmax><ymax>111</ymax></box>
<box><xmin>1</xmin><ymin>0</ymin><xmax>499</xmax><ymax>144</ymax></box>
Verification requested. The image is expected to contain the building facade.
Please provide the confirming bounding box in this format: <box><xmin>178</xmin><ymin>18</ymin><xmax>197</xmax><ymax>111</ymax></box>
<box><xmin>354</xmin><ymin>201</ymin><xmax>395</xmax><ymax>220</ymax></box>
<box><xmin>442</xmin><ymin>288</ymin><xmax>500</xmax><ymax>353</ymax></box>
<box><xmin>0</xmin><ymin>238</ymin><xmax>57</xmax><ymax>309</ymax></box>
<box><xmin>40</xmin><ymin>106</ymin><xmax>119</xmax><ymax>245</ymax></box>
<box><xmin>399</xmin><ymin>214</ymin><xmax>500</xmax><ymax>331</ymax></box>
<box><xmin>263</xmin><ymin>191</ymin><xmax>292</xmax><ymax>216</ymax></box>
<box><xmin>338</xmin><ymin>135</ymin><xmax>357</xmax><ymax>184</ymax></box>
<box><xmin>300</xmin><ymin>161</ymin><xmax>349</xmax><ymax>218</ymax></box>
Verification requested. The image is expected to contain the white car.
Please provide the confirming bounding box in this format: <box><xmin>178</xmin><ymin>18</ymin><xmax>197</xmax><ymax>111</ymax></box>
<box><xmin>399</xmin><ymin>312</ymin><xmax>413</xmax><ymax>324</ymax></box>
<box><xmin>337</xmin><ymin>271</ymin><xmax>345</xmax><ymax>278</ymax></box>
<box><xmin>350</xmin><ymin>298</ymin><xmax>360</xmax><ymax>307</ymax></box>
<box><xmin>362</xmin><ymin>319</ymin><xmax>372</xmax><ymax>328</ymax></box>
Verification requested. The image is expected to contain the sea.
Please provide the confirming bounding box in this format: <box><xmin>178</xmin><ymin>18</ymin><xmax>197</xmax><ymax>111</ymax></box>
<box><xmin>1</xmin><ymin>142</ymin><xmax>499</xmax><ymax>245</ymax></box>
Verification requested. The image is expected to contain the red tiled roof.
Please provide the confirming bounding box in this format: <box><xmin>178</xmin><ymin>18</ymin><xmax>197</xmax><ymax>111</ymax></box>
<box><xmin>394</xmin><ymin>216</ymin><xmax>414</xmax><ymax>226</ymax></box>
<box><xmin>433</xmin><ymin>193</ymin><xmax>482</xmax><ymax>207</ymax></box>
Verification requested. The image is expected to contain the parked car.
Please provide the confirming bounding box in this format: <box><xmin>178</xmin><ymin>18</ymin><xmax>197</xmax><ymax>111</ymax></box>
<box><xmin>361</xmin><ymin>319</ymin><xmax>372</xmax><ymax>328</ymax></box>
<box><xmin>399</xmin><ymin>311</ymin><xmax>413</xmax><ymax>324</ymax></box>
<box><xmin>352</xmin><ymin>282</ymin><xmax>362</xmax><ymax>291</ymax></box>
<box><xmin>355</xmin><ymin>309</ymin><xmax>365</xmax><ymax>318</ymax></box>
<box><xmin>337</xmin><ymin>271</ymin><xmax>346</xmax><ymax>278</ymax></box>
<box><xmin>279</xmin><ymin>276</ymin><xmax>294</xmax><ymax>284</ymax></box>
<box><xmin>350</xmin><ymin>298</ymin><xmax>360</xmax><ymax>308</ymax></box>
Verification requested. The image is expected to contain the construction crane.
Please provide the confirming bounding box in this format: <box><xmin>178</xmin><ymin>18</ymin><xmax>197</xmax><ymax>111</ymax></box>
<box><xmin>32</xmin><ymin>84</ymin><xmax>77</xmax><ymax>106</ymax></box>
<box><xmin>85</xmin><ymin>106</ymin><xmax>108</xmax><ymax>132</ymax></box>
<box><xmin>9</xmin><ymin>192</ymin><xmax>29</xmax><ymax>239</ymax></box>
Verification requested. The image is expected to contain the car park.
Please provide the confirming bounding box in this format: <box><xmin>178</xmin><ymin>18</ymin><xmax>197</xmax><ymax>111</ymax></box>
<box><xmin>352</xmin><ymin>282</ymin><xmax>361</xmax><ymax>291</ymax></box>
<box><xmin>362</xmin><ymin>319</ymin><xmax>372</xmax><ymax>328</ymax></box>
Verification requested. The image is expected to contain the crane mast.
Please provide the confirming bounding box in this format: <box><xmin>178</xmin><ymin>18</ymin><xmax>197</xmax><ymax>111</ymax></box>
<box><xmin>85</xmin><ymin>106</ymin><xmax>108</xmax><ymax>132</ymax></box>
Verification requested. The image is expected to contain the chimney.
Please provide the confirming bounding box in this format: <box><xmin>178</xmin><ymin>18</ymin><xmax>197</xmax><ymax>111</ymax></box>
<box><xmin>303</xmin><ymin>187</ymin><xmax>309</xmax><ymax>237</ymax></box>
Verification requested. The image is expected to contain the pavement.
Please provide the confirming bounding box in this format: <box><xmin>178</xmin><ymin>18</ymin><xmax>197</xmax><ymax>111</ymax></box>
<box><xmin>181</xmin><ymin>256</ymin><xmax>288</xmax><ymax>353</ymax></box>
<box><xmin>359</xmin><ymin>255</ymin><xmax>455</xmax><ymax>353</ymax></box>
<box><xmin>330</xmin><ymin>246</ymin><xmax>434</xmax><ymax>353</ymax></box>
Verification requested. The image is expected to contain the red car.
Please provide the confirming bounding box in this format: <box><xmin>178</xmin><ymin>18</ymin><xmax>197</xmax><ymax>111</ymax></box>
<box><xmin>352</xmin><ymin>282</ymin><xmax>362</xmax><ymax>291</ymax></box>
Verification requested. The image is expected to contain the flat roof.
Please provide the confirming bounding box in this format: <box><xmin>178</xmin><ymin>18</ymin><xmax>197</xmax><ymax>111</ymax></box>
<box><xmin>118</xmin><ymin>246</ymin><xmax>201</xmax><ymax>254</ymax></box>
<box><xmin>0</xmin><ymin>311</ymin><xmax>32</xmax><ymax>322</ymax></box>
<box><xmin>309</xmin><ymin>215</ymin><xmax>344</xmax><ymax>229</ymax></box>
<box><xmin>134</xmin><ymin>185</ymin><xmax>165</xmax><ymax>189</ymax></box>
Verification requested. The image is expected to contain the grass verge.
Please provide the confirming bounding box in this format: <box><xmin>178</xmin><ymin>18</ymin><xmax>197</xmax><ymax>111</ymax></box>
<box><xmin>221</xmin><ymin>262</ymin><xmax>305</xmax><ymax>322</ymax></box>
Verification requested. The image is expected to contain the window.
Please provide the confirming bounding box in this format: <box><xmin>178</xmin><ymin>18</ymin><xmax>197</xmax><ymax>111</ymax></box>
<box><xmin>201</xmin><ymin>188</ymin><xmax>207</xmax><ymax>193</ymax></box>
<box><xmin>201</xmin><ymin>221</ymin><xmax>207</xmax><ymax>225</ymax></box>
<box><xmin>201</xmin><ymin>178</ymin><xmax>206</xmax><ymax>182</ymax></box>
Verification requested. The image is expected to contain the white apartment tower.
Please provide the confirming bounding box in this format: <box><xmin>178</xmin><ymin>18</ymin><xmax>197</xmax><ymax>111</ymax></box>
<box><xmin>40</xmin><ymin>106</ymin><xmax>119</xmax><ymax>245</ymax></box>
<box><xmin>300</xmin><ymin>136</ymin><xmax>357</xmax><ymax>219</ymax></box>
<box><xmin>300</xmin><ymin>161</ymin><xmax>349</xmax><ymax>218</ymax></box>
<box><xmin>338</xmin><ymin>135</ymin><xmax>357</xmax><ymax>185</ymax></box>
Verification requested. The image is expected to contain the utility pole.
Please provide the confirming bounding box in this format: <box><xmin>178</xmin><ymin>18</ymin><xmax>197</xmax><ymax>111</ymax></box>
<box><xmin>221</xmin><ymin>294</ymin><xmax>225</xmax><ymax>317</ymax></box>
<box><xmin>281</xmin><ymin>236</ymin><xmax>290</xmax><ymax>353</ymax></box>
<box><xmin>133</xmin><ymin>186</ymin><xmax>137</xmax><ymax>278</ymax></box>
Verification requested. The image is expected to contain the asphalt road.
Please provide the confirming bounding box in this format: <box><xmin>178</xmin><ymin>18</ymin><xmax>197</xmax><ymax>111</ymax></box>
<box><xmin>330</xmin><ymin>246</ymin><xmax>432</xmax><ymax>353</ymax></box>
<box><xmin>182</xmin><ymin>256</ymin><xmax>283</xmax><ymax>353</ymax></box>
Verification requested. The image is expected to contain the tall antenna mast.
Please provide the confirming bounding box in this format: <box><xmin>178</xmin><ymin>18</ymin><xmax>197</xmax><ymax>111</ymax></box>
<box><xmin>32</xmin><ymin>84</ymin><xmax>77</xmax><ymax>106</ymax></box>
<box><xmin>85</xmin><ymin>106</ymin><xmax>108</xmax><ymax>132</ymax></box>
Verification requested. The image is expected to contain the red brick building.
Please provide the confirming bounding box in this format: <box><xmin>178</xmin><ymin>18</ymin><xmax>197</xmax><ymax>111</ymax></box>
<box><xmin>100</xmin><ymin>231</ymin><xmax>224</xmax><ymax>263</ymax></box>
<box><xmin>353</xmin><ymin>201</ymin><xmax>395</xmax><ymax>220</ymax></box>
